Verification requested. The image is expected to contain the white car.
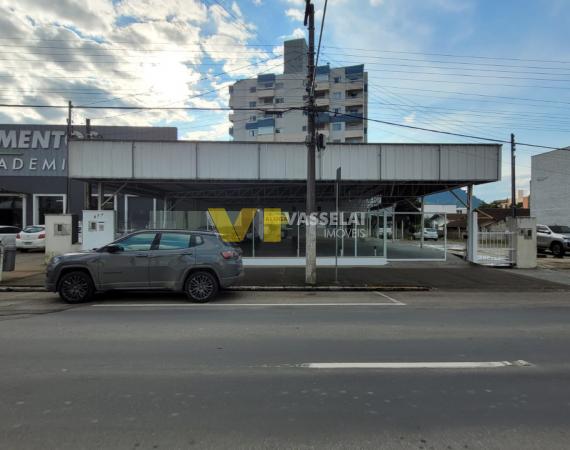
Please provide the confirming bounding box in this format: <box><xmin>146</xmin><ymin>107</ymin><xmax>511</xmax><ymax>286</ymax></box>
<box><xmin>16</xmin><ymin>225</ymin><xmax>46</xmax><ymax>252</ymax></box>
<box><xmin>0</xmin><ymin>225</ymin><xmax>21</xmax><ymax>240</ymax></box>
<box><xmin>413</xmin><ymin>228</ymin><xmax>439</xmax><ymax>241</ymax></box>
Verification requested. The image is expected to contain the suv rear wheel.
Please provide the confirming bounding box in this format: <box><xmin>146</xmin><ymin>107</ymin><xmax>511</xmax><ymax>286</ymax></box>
<box><xmin>551</xmin><ymin>241</ymin><xmax>565</xmax><ymax>258</ymax></box>
<box><xmin>185</xmin><ymin>271</ymin><xmax>219</xmax><ymax>303</ymax></box>
<box><xmin>58</xmin><ymin>271</ymin><xmax>95</xmax><ymax>303</ymax></box>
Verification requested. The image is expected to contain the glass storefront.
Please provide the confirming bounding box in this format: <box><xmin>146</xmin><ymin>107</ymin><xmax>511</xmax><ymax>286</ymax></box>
<box><xmin>147</xmin><ymin>209</ymin><xmax>447</xmax><ymax>264</ymax></box>
<box><xmin>0</xmin><ymin>195</ymin><xmax>24</xmax><ymax>228</ymax></box>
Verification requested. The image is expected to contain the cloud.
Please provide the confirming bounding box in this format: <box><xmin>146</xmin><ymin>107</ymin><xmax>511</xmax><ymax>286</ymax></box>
<box><xmin>252</xmin><ymin>0</ymin><xmax>263</xmax><ymax>5</ymax></box>
<box><xmin>285</xmin><ymin>8</ymin><xmax>305</xmax><ymax>22</ymax></box>
<box><xmin>0</xmin><ymin>0</ymin><xmax>269</xmax><ymax>129</ymax></box>
<box><xmin>181</xmin><ymin>121</ymin><xmax>230</xmax><ymax>140</ymax></box>
<box><xmin>369</xmin><ymin>0</ymin><xmax>384</xmax><ymax>6</ymax></box>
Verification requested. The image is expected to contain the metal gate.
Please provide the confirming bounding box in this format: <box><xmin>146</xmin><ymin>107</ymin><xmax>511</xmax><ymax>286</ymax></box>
<box><xmin>476</xmin><ymin>231</ymin><xmax>514</xmax><ymax>266</ymax></box>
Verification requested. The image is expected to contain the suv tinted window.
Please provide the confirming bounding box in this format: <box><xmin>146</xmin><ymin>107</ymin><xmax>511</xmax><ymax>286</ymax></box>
<box><xmin>158</xmin><ymin>233</ymin><xmax>191</xmax><ymax>250</ymax></box>
<box><xmin>117</xmin><ymin>233</ymin><xmax>157</xmax><ymax>251</ymax></box>
<box><xmin>549</xmin><ymin>226</ymin><xmax>570</xmax><ymax>233</ymax></box>
<box><xmin>537</xmin><ymin>226</ymin><xmax>549</xmax><ymax>233</ymax></box>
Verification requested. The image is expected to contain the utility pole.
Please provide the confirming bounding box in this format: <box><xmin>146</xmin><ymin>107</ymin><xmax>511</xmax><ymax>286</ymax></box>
<box><xmin>304</xmin><ymin>0</ymin><xmax>317</xmax><ymax>284</ymax></box>
<box><xmin>84</xmin><ymin>118</ymin><xmax>92</xmax><ymax>210</ymax></box>
<box><xmin>511</xmin><ymin>133</ymin><xmax>517</xmax><ymax>218</ymax></box>
<box><xmin>66</xmin><ymin>101</ymin><xmax>73</xmax><ymax>215</ymax></box>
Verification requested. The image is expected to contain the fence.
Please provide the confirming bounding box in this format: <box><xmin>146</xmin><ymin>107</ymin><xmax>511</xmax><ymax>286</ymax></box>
<box><xmin>476</xmin><ymin>231</ymin><xmax>514</xmax><ymax>266</ymax></box>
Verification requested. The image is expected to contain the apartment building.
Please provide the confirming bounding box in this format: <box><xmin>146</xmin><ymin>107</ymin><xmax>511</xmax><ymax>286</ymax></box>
<box><xmin>228</xmin><ymin>39</ymin><xmax>368</xmax><ymax>144</ymax></box>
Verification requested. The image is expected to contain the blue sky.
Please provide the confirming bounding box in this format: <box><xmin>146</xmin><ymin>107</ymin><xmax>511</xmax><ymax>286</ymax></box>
<box><xmin>0</xmin><ymin>0</ymin><xmax>568</xmax><ymax>202</ymax></box>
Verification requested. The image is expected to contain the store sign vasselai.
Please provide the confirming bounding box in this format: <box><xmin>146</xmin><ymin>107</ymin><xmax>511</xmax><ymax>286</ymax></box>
<box><xmin>0</xmin><ymin>128</ymin><xmax>67</xmax><ymax>176</ymax></box>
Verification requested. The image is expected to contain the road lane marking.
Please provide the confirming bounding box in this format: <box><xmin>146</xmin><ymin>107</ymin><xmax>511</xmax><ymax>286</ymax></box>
<box><xmin>303</xmin><ymin>361</ymin><xmax>531</xmax><ymax>369</ymax></box>
<box><xmin>90</xmin><ymin>302</ymin><xmax>406</xmax><ymax>307</ymax></box>
<box><xmin>374</xmin><ymin>291</ymin><xmax>406</xmax><ymax>305</ymax></box>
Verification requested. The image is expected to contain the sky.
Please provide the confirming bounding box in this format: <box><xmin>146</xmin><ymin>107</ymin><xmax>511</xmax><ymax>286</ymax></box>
<box><xmin>0</xmin><ymin>0</ymin><xmax>568</xmax><ymax>202</ymax></box>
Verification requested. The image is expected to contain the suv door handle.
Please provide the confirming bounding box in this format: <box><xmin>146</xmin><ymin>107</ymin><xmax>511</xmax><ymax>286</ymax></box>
<box><xmin>134</xmin><ymin>254</ymin><xmax>148</xmax><ymax>257</ymax></box>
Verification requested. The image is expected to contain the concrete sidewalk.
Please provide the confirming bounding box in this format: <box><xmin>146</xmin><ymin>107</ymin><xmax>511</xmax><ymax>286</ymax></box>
<box><xmin>2</xmin><ymin>251</ymin><xmax>570</xmax><ymax>292</ymax></box>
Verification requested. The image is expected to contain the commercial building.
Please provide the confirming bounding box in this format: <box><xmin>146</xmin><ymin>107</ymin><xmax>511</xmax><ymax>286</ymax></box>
<box><xmin>229</xmin><ymin>39</ymin><xmax>368</xmax><ymax>144</ymax></box>
<box><xmin>68</xmin><ymin>139</ymin><xmax>501</xmax><ymax>265</ymax></box>
<box><xmin>531</xmin><ymin>148</ymin><xmax>570</xmax><ymax>226</ymax></box>
<box><xmin>0</xmin><ymin>124</ymin><xmax>176</xmax><ymax>229</ymax></box>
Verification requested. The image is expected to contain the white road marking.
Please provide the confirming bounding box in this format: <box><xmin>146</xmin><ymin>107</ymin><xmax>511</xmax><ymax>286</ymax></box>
<box><xmin>90</xmin><ymin>302</ymin><xmax>405</xmax><ymax>308</ymax></box>
<box><xmin>374</xmin><ymin>291</ymin><xmax>406</xmax><ymax>305</ymax></box>
<box><xmin>303</xmin><ymin>361</ymin><xmax>531</xmax><ymax>369</ymax></box>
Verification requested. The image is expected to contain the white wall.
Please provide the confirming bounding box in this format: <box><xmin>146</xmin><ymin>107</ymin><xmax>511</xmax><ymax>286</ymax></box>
<box><xmin>531</xmin><ymin>149</ymin><xmax>570</xmax><ymax>226</ymax></box>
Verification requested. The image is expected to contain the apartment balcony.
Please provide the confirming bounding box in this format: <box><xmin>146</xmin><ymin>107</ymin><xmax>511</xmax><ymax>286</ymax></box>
<box><xmin>315</xmin><ymin>96</ymin><xmax>330</xmax><ymax>107</ymax></box>
<box><xmin>257</xmin><ymin>86</ymin><xmax>275</xmax><ymax>97</ymax></box>
<box><xmin>344</xmin><ymin>94</ymin><xmax>364</xmax><ymax>107</ymax></box>
<box><xmin>344</xmin><ymin>125</ymin><xmax>364</xmax><ymax>139</ymax></box>
<box><xmin>258</xmin><ymin>97</ymin><xmax>275</xmax><ymax>106</ymax></box>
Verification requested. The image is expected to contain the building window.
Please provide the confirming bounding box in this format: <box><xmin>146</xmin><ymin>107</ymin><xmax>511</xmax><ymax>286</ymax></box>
<box><xmin>249</xmin><ymin>115</ymin><xmax>256</xmax><ymax>122</ymax></box>
<box><xmin>334</xmin><ymin>108</ymin><xmax>340</xmax><ymax>114</ymax></box>
<box><xmin>275</xmin><ymin>97</ymin><xmax>284</xmax><ymax>104</ymax></box>
<box><xmin>33</xmin><ymin>194</ymin><xmax>66</xmax><ymax>225</ymax></box>
<box><xmin>249</xmin><ymin>86</ymin><xmax>257</xmax><ymax>93</ymax></box>
<box><xmin>334</xmin><ymin>76</ymin><xmax>341</xmax><ymax>83</ymax></box>
<box><xmin>303</xmin><ymin>110</ymin><xmax>308</xmax><ymax>116</ymax></box>
<box><xmin>275</xmin><ymin>82</ymin><xmax>284</xmax><ymax>89</ymax></box>
<box><xmin>249</xmin><ymin>101</ymin><xmax>256</xmax><ymax>107</ymax></box>
<box><xmin>249</xmin><ymin>130</ymin><xmax>256</xmax><ymax>137</ymax></box>
<box><xmin>364</xmin><ymin>127</ymin><xmax>367</xmax><ymax>134</ymax></box>
<box><xmin>264</xmin><ymin>82</ymin><xmax>274</xmax><ymax>88</ymax></box>
<box><xmin>332</xmin><ymin>123</ymin><xmax>342</xmax><ymax>131</ymax></box>
<box><xmin>302</xmin><ymin>125</ymin><xmax>307</xmax><ymax>131</ymax></box>
<box><xmin>332</xmin><ymin>92</ymin><xmax>342</xmax><ymax>100</ymax></box>
<box><xmin>275</xmin><ymin>129</ymin><xmax>281</xmax><ymax>133</ymax></box>
<box><xmin>333</xmin><ymin>139</ymin><xmax>341</xmax><ymax>143</ymax></box>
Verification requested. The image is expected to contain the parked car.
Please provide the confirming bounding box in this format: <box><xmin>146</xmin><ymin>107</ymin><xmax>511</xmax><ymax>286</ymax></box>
<box><xmin>46</xmin><ymin>230</ymin><xmax>244</xmax><ymax>304</ymax></box>
<box><xmin>0</xmin><ymin>225</ymin><xmax>21</xmax><ymax>239</ymax></box>
<box><xmin>537</xmin><ymin>224</ymin><xmax>570</xmax><ymax>257</ymax></box>
<box><xmin>16</xmin><ymin>225</ymin><xmax>46</xmax><ymax>252</ymax></box>
<box><xmin>413</xmin><ymin>228</ymin><xmax>439</xmax><ymax>241</ymax></box>
<box><xmin>377</xmin><ymin>227</ymin><xmax>393</xmax><ymax>238</ymax></box>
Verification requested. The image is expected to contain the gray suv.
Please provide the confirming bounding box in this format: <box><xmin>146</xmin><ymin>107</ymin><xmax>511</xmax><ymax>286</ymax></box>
<box><xmin>46</xmin><ymin>230</ymin><xmax>244</xmax><ymax>303</ymax></box>
<box><xmin>537</xmin><ymin>224</ymin><xmax>570</xmax><ymax>257</ymax></box>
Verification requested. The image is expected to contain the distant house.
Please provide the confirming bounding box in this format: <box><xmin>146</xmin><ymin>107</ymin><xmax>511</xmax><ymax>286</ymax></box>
<box><xmin>445</xmin><ymin>208</ymin><xmax>530</xmax><ymax>239</ymax></box>
<box><xmin>424</xmin><ymin>188</ymin><xmax>483</xmax><ymax>214</ymax></box>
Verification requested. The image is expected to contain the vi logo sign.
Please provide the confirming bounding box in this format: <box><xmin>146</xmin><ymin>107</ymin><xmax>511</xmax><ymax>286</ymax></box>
<box><xmin>207</xmin><ymin>208</ymin><xmax>284</xmax><ymax>243</ymax></box>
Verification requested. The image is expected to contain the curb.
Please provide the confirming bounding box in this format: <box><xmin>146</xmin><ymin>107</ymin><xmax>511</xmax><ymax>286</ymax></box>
<box><xmin>0</xmin><ymin>286</ymin><xmax>47</xmax><ymax>292</ymax></box>
<box><xmin>228</xmin><ymin>285</ymin><xmax>430</xmax><ymax>292</ymax></box>
<box><xmin>1</xmin><ymin>285</ymin><xmax>430</xmax><ymax>293</ymax></box>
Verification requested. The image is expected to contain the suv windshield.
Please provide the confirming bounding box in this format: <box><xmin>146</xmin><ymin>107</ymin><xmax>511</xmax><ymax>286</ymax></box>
<box><xmin>549</xmin><ymin>226</ymin><xmax>570</xmax><ymax>233</ymax></box>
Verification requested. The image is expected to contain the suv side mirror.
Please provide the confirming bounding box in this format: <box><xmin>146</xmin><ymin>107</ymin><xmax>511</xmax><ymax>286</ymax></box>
<box><xmin>105</xmin><ymin>244</ymin><xmax>123</xmax><ymax>253</ymax></box>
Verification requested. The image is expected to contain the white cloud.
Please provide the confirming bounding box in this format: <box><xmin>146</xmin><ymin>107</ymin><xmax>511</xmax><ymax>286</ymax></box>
<box><xmin>285</xmin><ymin>8</ymin><xmax>305</xmax><ymax>22</ymax></box>
<box><xmin>0</xmin><ymin>0</ymin><xmax>270</xmax><ymax>129</ymax></box>
<box><xmin>369</xmin><ymin>0</ymin><xmax>384</xmax><ymax>6</ymax></box>
<box><xmin>182</xmin><ymin>121</ymin><xmax>230</xmax><ymax>140</ymax></box>
<box><xmin>252</xmin><ymin>0</ymin><xmax>263</xmax><ymax>5</ymax></box>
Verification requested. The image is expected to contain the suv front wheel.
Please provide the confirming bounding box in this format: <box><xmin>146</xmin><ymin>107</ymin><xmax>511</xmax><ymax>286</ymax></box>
<box><xmin>551</xmin><ymin>241</ymin><xmax>565</xmax><ymax>258</ymax></box>
<box><xmin>185</xmin><ymin>271</ymin><xmax>219</xmax><ymax>303</ymax></box>
<box><xmin>58</xmin><ymin>271</ymin><xmax>95</xmax><ymax>303</ymax></box>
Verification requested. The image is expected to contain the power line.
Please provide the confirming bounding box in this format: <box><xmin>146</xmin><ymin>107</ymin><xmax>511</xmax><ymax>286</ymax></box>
<box><xmin>321</xmin><ymin>45</ymin><xmax>570</xmax><ymax>65</ymax></box>
<box><xmin>325</xmin><ymin>110</ymin><xmax>565</xmax><ymax>150</ymax></box>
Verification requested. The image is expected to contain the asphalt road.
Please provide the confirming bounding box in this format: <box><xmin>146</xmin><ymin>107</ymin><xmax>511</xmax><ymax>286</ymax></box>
<box><xmin>1</xmin><ymin>290</ymin><xmax>570</xmax><ymax>449</ymax></box>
